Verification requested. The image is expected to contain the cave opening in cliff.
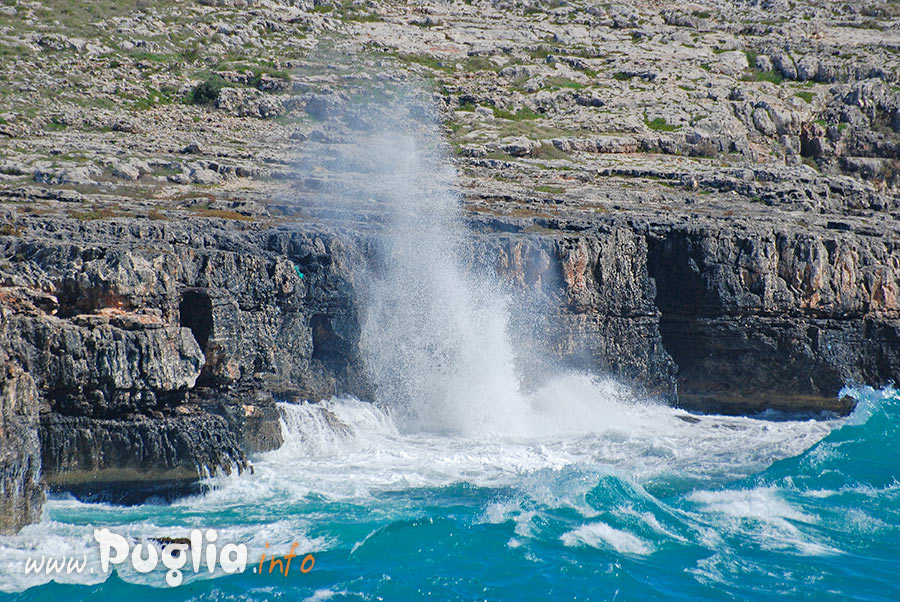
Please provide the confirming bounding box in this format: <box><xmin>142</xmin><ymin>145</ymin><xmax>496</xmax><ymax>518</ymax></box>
<box><xmin>646</xmin><ymin>235</ymin><xmax>706</xmax><ymax>402</ymax></box>
<box><xmin>310</xmin><ymin>313</ymin><xmax>341</xmax><ymax>366</ymax></box>
<box><xmin>179</xmin><ymin>291</ymin><xmax>213</xmax><ymax>353</ymax></box>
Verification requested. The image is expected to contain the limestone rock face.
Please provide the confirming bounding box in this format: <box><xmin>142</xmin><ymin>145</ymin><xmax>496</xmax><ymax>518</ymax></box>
<box><xmin>3</xmin><ymin>207</ymin><xmax>897</xmax><ymax>526</ymax></box>
<box><xmin>646</xmin><ymin>224</ymin><xmax>900</xmax><ymax>414</ymax></box>
<box><xmin>0</xmin><ymin>219</ymin><xmax>369</xmax><ymax>509</ymax></box>
<box><xmin>473</xmin><ymin>229</ymin><xmax>677</xmax><ymax>400</ymax></box>
<box><xmin>0</xmin><ymin>317</ymin><xmax>43</xmax><ymax>535</ymax></box>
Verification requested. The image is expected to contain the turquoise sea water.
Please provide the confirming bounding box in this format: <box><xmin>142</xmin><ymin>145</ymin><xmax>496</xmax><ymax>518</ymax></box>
<box><xmin>1</xmin><ymin>385</ymin><xmax>897</xmax><ymax>601</ymax></box>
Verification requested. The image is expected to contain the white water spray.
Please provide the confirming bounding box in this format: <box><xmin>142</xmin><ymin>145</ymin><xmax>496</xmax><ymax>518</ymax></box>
<box><xmin>353</xmin><ymin>126</ymin><xmax>530</xmax><ymax>434</ymax></box>
<box><xmin>299</xmin><ymin>91</ymin><xmax>666</xmax><ymax>437</ymax></box>
<box><xmin>296</xmin><ymin>89</ymin><xmax>618</xmax><ymax>436</ymax></box>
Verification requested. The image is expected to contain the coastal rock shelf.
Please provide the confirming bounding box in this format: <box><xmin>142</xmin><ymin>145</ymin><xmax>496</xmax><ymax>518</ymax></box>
<box><xmin>1</xmin><ymin>209</ymin><xmax>897</xmax><ymax>531</ymax></box>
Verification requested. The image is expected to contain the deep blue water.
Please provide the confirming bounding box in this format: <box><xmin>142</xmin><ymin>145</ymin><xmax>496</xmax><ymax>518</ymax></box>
<box><xmin>1</xmin><ymin>386</ymin><xmax>898</xmax><ymax>601</ymax></box>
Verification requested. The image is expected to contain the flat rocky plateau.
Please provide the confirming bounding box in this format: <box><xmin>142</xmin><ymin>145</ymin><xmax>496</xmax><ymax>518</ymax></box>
<box><xmin>0</xmin><ymin>0</ymin><xmax>898</xmax><ymax>533</ymax></box>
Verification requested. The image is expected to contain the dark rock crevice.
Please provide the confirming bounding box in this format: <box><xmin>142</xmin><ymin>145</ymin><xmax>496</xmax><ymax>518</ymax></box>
<box><xmin>179</xmin><ymin>290</ymin><xmax>213</xmax><ymax>354</ymax></box>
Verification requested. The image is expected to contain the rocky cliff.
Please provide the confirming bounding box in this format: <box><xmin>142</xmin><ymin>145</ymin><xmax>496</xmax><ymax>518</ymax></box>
<box><xmin>0</xmin><ymin>0</ymin><xmax>898</xmax><ymax>533</ymax></box>
<box><xmin>0</xmin><ymin>218</ymin><xmax>371</xmax><ymax>504</ymax></box>
<box><xmin>2</xmin><ymin>207</ymin><xmax>895</xmax><ymax>526</ymax></box>
<box><xmin>476</xmin><ymin>214</ymin><xmax>899</xmax><ymax>412</ymax></box>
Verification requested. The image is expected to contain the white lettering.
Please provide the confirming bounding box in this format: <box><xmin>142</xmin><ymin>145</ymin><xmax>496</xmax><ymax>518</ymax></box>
<box><xmin>219</xmin><ymin>543</ymin><xmax>248</xmax><ymax>574</ymax></box>
<box><xmin>66</xmin><ymin>555</ymin><xmax>88</xmax><ymax>574</ymax></box>
<box><xmin>161</xmin><ymin>543</ymin><xmax>188</xmax><ymax>587</ymax></box>
<box><xmin>131</xmin><ymin>542</ymin><xmax>158</xmax><ymax>573</ymax></box>
<box><xmin>23</xmin><ymin>556</ymin><xmax>44</xmax><ymax>574</ymax></box>
<box><xmin>94</xmin><ymin>528</ymin><xmax>129</xmax><ymax>573</ymax></box>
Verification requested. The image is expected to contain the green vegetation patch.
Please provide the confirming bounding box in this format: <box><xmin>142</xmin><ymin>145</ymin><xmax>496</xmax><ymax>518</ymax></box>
<box><xmin>742</xmin><ymin>50</ymin><xmax>782</xmax><ymax>84</ymax></box>
<box><xmin>190</xmin><ymin>75</ymin><xmax>226</xmax><ymax>105</ymax></box>
<box><xmin>127</xmin><ymin>84</ymin><xmax>179</xmax><ymax>110</ymax></box>
<box><xmin>744</xmin><ymin>50</ymin><xmax>758</xmax><ymax>67</ymax></box>
<box><xmin>531</xmin><ymin>142</ymin><xmax>569</xmax><ymax>161</ymax></box>
<box><xmin>126</xmin><ymin>50</ymin><xmax>174</xmax><ymax>63</ymax></box>
<box><xmin>191</xmin><ymin>208</ymin><xmax>255</xmax><ymax>221</ymax></box>
<box><xmin>462</xmin><ymin>55</ymin><xmax>499</xmax><ymax>72</ymax></box>
<box><xmin>33</xmin><ymin>0</ymin><xmax>174</xmax><ymax>35</ymax></box>
<box><xmin>392</xmin><ymin>52</ymin><xmax>454</xmax><ymax>73</ymax></box>
<box><xmin>527</xmin><ymin>46</ymin><xmax>553</xmax><ymax>61</ymax></box>
<box><xmin>312</xmin><ymin>1</ymin><xmax>382</xmax><ymax>22</ymax></box>
<box><xmin>46</xmin><ymin>117</ymin><xmax>67</xmax><ymax>131</ymax></box>
<box><xmin>744</xmin><ymin>70</ymin><xmax>782</xmax><ymax>84</ymax></box>
<box><xmin>0</xmin><ymin>44</ymin><xmax>32</xmax><ymax>58</ymax></box>
<box><xmin>644</xmin><ymin>114</ymin><xmax>681</xmax><ymax>132</ymax></box>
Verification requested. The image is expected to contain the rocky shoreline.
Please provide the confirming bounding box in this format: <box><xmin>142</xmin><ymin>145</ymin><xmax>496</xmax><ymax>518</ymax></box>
<box><xmin>1</xmin><ymin>0</ymin><xmax>899</xmax><ymax>533</ymax></box>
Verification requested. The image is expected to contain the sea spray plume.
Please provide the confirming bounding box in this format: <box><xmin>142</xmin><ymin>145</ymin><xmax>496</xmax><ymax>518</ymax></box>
<box><xmin>346</xmin><ymin>98</ymin><xmax>529</xmax><ymax>435</ymax></box>
<box><xmin>291</xmin><ymin>81</ymin><xmax>649</xmax><ymax>436</ymax></box>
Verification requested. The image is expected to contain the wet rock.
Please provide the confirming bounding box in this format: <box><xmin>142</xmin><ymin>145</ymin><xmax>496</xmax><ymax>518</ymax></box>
<box><xmin>646</xmin><ymin>224</ymin><xmax>900</xmax><ymax>414</ymax></box>
<box><xmin>3</xmin><ymin>0</ymin><xmax>900</xmax><ymax>532</ymax></box>
<box><xmin>40</xmin><ymin>411</ymin><xmax>245</xmax><ymax>504</ymax></box>
<box><xmin>0</xmin><ymin>219</ymin><xmax>371</xmax><ymax>506</ymax></box>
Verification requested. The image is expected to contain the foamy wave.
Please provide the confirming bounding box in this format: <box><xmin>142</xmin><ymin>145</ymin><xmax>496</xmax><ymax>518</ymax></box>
<box><xmin>686</xmin><ymin>488</ymin><xmax>841</xmax><ymax>557</ymax></box>
<box><xmin>561</xmin><ymin>522</ymin><xmax>654</xmax><ymax>555</ymax></box>
<box><xmin>263</xmin><ymin>396</ymin><xmax>837</xmax><ymax>500</ymax></box>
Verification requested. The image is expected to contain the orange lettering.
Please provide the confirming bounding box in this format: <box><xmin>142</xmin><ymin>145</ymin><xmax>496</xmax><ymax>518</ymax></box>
<box><xmin>300</xmin><ymin>554</ymin><xmax>315</xmax><ymax>573</ymax></box>
<box><xmin>283</xmin><ymin>543</ymin><xmax>299</xmax><ymax>576</ymax></box>
<box><xmin>268</xmin><ymin>556</ymin><xmax>284</xmax><ymax>575</ymax></box>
